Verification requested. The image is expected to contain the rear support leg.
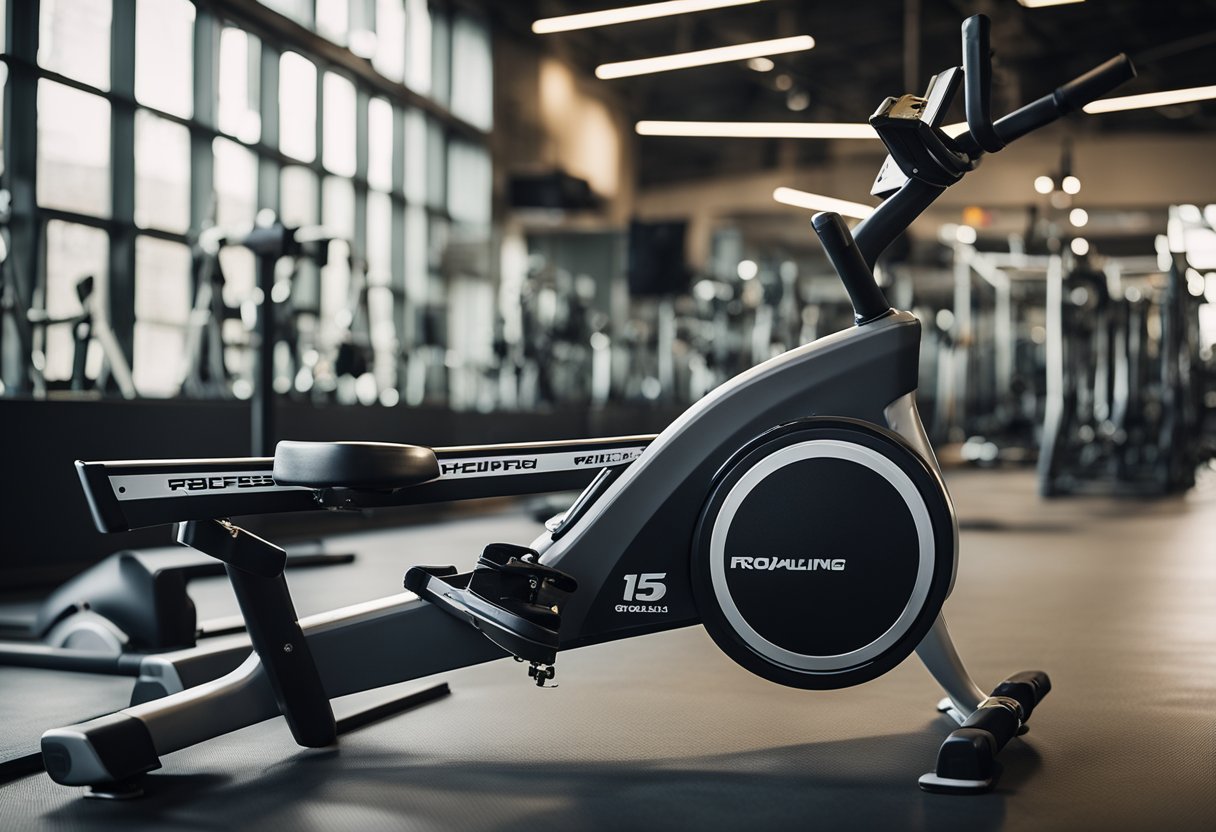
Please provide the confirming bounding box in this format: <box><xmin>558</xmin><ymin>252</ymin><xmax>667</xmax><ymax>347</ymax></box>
<box><xmin>916</xmin><ymin>614</ymin><xmax>1051</xmax><ymax>794</ymax></box>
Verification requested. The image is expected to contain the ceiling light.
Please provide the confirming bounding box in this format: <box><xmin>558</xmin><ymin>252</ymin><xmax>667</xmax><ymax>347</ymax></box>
<box><xmin>737</xmin><ymin>259</ymin><xmax>759</xmax><ymax>280</ymax></box>
<box><xmin>1062</xmin><ymin>175</ymin><xmax>1081</xmax><ymax>194</ymax></box>
<box><xmin>1071</xmin><ymin>237</ymin><xmax>1090</xmax><ymax>256</ymax></box>
<box><xmin>596</xmin><ymin>35</ymin><xmax>815</xmax><ymax>80</ymax></box>
<box><xmin>1017</xmin><ymin>0</ymin><xmax>1085</xmax><ymax>8</ymax></box>
<box><xmin>636</xmin><ymin>120</ymin><xmax>968</xmax><ymax>140</ymax></box>
<box><xmin>747</xmin><ymin>57</ymin><xmax>774</xmax><ymax>72</ymax></box>
<box><xmin>638</xmin><ymin>121</ymin><xmax>877</xmax><ymax>138</ymax></box>
<box><xmin>1069</xmin><ymin>208</ymin><xmax>1089</xmax><ymax>227</ymax></box>
<box><xmin>1034</xmin><ymin>175</ymin><xmax>1054</xmax><ymax>194</ymax></box>
<box><xmin>773</xmin><ymin>187</ymin><xmax>875</xmax><ymax>220</ymax></box>
<box><xmin>533</xmin><ymin>0</ymin><xmax>768</xmax><ymax>34</ymax></box>
<box><xmin>1083</xmin><ymin>84</ymin><xmax>1216</xmax><ymax>114</ymax></box>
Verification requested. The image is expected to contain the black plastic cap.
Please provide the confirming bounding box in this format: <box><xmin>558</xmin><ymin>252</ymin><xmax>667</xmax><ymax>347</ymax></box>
<box><xmin>42</xmin><ymin>713</ymin><xmax>161</xmax><ymax>785</ymax></box>
<box><xmin>935</xmin><ymin>728</ymin><xmax>997</xmax><ymax>782</ymax></box>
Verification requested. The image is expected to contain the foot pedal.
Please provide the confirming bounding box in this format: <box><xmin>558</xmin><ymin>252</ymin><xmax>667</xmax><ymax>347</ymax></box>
<box><xmin>405</xmin><ymin>544</ymin><xmax>577</xmax><ymax>673</ymax></box>
<box><xmin>920</xmin><ymin>670</ymin><xmax>1050</xmax><ymax>794</ymax></box>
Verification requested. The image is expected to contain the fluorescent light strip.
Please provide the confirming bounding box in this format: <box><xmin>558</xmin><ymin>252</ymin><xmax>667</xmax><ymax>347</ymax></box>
<box><xmin>597</xmin><ymin>35</ymin><xmax>814</xmax><ymax>80</ymax></box>
<box><xmin>1017</xmin><ymin>0</ymin><xmax>1085</xmax><ymax>7</ymax></box>
<box><xmin>1083</xmin><ymin>85</ymin><xmax>1216</xmax><ymax>114</ymax></box>
<box><xmin>533</xmin><ymin>0</ymin><xmax>767</xmax><ymax>35</ymax></box>
<box><xmin>638</xmin><ymin>121</ymin><xmax>875</xmax><ymax>138</ymax></box>
<box><xmin>637</xmin><ymin>120</ymin><xmax>969</xmax><ymax>139</ymax></box>
<box><xmin>773</xmin><ymin>187</ymin><xmax>875</xmax><ymax>220</ymax></box>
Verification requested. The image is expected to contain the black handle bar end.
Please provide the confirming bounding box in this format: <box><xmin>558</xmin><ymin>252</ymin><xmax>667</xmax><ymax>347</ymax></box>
<box><xmin>811</xmin><ymin>212</ymin><xmax>891</xmax><ymax>324</ymax></box>
<box><xmin>1055</xmin><ymin>54</ymin><xmax>1137</xmax><ymax>114</ymax></box>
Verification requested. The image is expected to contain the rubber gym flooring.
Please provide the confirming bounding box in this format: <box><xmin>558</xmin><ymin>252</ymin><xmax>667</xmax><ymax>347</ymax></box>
<box><xmin>1</xmin><ymin>468</ymin><xmax>1214</xmax><ymax>831</ymax></box>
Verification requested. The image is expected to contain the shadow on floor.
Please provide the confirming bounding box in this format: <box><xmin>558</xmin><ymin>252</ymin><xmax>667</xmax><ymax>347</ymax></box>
<box><xmin>43</xmin><ymin>727</ymin><xmax>1039</xmax><ymax>832</ymax></box>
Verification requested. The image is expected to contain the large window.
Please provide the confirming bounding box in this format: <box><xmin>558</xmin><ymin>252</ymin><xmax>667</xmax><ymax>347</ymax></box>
<box><xmin>1</xmin><ymin>0</ymin><xmax>494</xmax><ymax>401</ymax></box>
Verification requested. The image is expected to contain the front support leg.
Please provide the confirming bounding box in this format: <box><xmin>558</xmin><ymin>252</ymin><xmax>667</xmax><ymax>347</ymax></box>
<box><xmin>915</xmin><ymin>614</ymin><xmax>986</xmax><ymax>722</ymax></box>
<box><xmin>916</xmin><ymin>613</ymin><xmax>1051</xmax><ymax>794</ymax></box>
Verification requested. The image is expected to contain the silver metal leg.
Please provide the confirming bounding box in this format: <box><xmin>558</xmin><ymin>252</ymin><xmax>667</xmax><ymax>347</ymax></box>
<box><xmin>916</xmin><ymin>613</ymin><xmax>986</xmax><ymax>721</ymax></box>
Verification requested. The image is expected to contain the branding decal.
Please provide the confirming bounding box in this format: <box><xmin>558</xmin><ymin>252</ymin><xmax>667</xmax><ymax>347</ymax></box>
<box><xmin>168</xmin><ymin>474</ymin><xmax>278</xmax><ymax>492</ymax></box>
<box><xmin>573</xmin><ymin>451</ymin><xmax>638</xmax><ymax>466</ymax></box>
<box><xmin>729</xmin><ymin>557</ymin><xmax>847</xmax><ymax>572</ymax></box>
<box><xmin>616</xmin><ymin>572</ymin><xmax>669</xmax><ymax>614</ymax></box>
<box><xmin>440</xmin><ymin>458</ymin><xmax>538</xmax><ymax>476</ymax></box>
<box><xmin>109</xmin><ymin>471</ymin><xmax>308</xmax><ymax>501</ymax></box>
<box><xmin>438</xmin><ymin>446</ymin><xmax>646</xmax><ymax>480</ymax></box>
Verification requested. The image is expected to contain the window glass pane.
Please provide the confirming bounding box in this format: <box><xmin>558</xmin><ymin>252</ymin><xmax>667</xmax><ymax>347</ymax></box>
<box><xmin>135</xmin><ymin>112</ymin><xmax>190</xmax><ymax>233</ymax></box>
<box><xmin>279</xmin><ymin>52</ymin><xmax>317</xmax><ymax>162</ymax></box>
<box><xmin>0</xmin><ymin>64</ymin><xmax>6</xmax><ymax>177</ymax></box>
<box><xmin>322</xmin><ymin>177</ymin><xmax>356</xmax><ymax>242</ymax></box>
<box><xmin>447</xmin><ymin>140</ymin><xmax>491</xmax><ymax>227</ymax></box>
<box><xmin>38</xmin><ymin>0</ymin><xmax>111</xmax><ymax>89</ymax></box>
<box><xmin>135</xmin><ymin>0</ymin><xmax>194</xmax><ymax>118</ymax></box>
<box><xmin>373</xmin><ymin>0</ymin><xmax>406</xmax><ymax>83</ymax></box>
<box><xmin>135</xmin><ymin>237</ymin><xmax>191</xmax><ymax>326</ymax></box>
<box><xmin>316</xmin><ymin>0</ymin><xmax>348</xmax><ymax>44</ymax></box>
<box><xmin>450</xmin><ymin>15</ymin><xmax>492</xmax><ymax>130</ymax></box>
<box><xmin>367</xmin><ymin>191</ymin><xmax>393</xmax><ymax>286</ymax></box>
<box><xmin>323</xmin><ymin>72</ymin><xmax>357</xmax><ymax>177</ymax></box>
<box><xmin>405</xmin><ymin>0</ymin><xmax>431</xmax><ymax>95</ymax></box>
<box><xmin>42</xmin><ymin>221</ymin><xmax>108</xmax><ymax>382</ymax></box>
<box><xmin>404</xmin><ymin>204</ymin><xmax>427</xmax><ymax>301</ymax></box>
<box><xmin>403</xmin><ymin>108</ymin><xmax>426</xmax><ymax>203</ymax></box>
<box><xmin>213</xmin><ymin>137</ymin><xmax>258</xmax><ymax>228</ymax></box>
<box><xmin>219</xmin><ymin>247</ymin><xmax>256</xmax><ymax>308</ymax></box>
<box><xmin>218</xmin><ymin>28</ymin><xmax>261</xmax><ymax>143</ymax></box>
<box><xmin>368</xmin><ymin>98</ymin><xmax>394</xmax><ymax>192</ymax></box>
<box><xmin>427</xmin><ymin>217</ymin><xmax>448</xmax><ymax>274</ymax></box>
<box><xmin>261</xmin><ymin>0</ymin><xmax>311</xmax><ymax>26</ymax></box>
<box><xmin>429</xmin><ymin>8</ymin><xmax>450</xmax><ymax>107</ymax></box>
<box><xmin>426</xmin><ymin>120</ymin><xmax>446</xmax><ymax>209</ymax></box>
<box><xmin>133</xmin><ymin>240</ymin><xmax>190</xmax><ymax>397</ymax></box>
<box><xmin>318</xmin><ymin>251</ymin><xmax>349</xmax><ymax>359</ymax></box>
<box><xmin>37</xmin><ymin>81</ymin><xmax>110</xmax><ymax>217</ymax></box>
<box><xmin>281</xmin><ymin>165</ymin><xmax>319</xmax><ymax>227</ymax></box>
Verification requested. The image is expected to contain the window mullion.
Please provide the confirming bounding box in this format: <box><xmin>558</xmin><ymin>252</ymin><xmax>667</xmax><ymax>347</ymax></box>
<box><xmin>109</xmin><ymin>0</ymin><xmax>137</xmax><ymax>361</ymax></box>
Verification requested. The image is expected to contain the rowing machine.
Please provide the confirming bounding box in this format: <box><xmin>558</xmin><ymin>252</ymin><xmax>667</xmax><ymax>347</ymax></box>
<box><xmin>40</xmin><ymin>16</ymin><xmax>1133</xmax><ymax>798</ymax></box>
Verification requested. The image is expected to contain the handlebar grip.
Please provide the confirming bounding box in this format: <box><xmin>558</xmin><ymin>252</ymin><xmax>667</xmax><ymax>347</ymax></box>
<box><xmin>962</xmin><ymin>15</ymin><xmax>1004</xmax><ymax>153</ymax></box>
<box><xmin>1054</xmin><ymin>53</ymin><xmax>1136</xmax><ymax>114</ymax></box>
<box><xmin>994</xmin><ymin>53</ymin><xmax>1136</xmax><ymax>144</ymax></box>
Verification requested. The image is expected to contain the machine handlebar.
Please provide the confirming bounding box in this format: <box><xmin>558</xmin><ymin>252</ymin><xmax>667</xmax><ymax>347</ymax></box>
<box><xmin>962</xmin><ymin>15</ymin><xmax>1004</xmax><ymax>153</ymax></box>
<box><xmin>992</xmin><ymin>53</ymin><xmax>1135</xmax><ymax>145</ymax></box>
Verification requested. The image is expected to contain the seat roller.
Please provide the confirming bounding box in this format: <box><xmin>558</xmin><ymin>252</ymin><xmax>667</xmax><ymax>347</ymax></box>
<box><xmin>273</xmin><ymin>441</ymin><xmax>440</xmax><ymax>491</ymax></box>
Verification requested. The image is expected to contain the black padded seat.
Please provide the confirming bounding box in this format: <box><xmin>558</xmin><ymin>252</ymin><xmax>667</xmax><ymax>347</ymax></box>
<box><xmin>272</xmin><ymin>441</ymin><xmax>440</xmax><ymax>491</ymax></box>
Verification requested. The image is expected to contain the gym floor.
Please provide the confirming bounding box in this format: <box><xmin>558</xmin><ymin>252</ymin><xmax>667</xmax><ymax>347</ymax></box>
<box><xmin>2</xmin><ymin>468</ymin><xmax>1214</xmax><ymax>831</ymax></box>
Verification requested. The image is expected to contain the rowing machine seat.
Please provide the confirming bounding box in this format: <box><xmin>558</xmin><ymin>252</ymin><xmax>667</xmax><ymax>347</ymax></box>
<box><xmin>273</xmin><ymin>441</ymin><xmax>440</xmax><ymax>491</ymax></box>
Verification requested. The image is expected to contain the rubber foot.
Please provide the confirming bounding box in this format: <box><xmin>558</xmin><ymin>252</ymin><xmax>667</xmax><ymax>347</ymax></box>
<box><xmin>918</xmin><ymin>771</ymin><xmax>993</xmax><ymax>794</ymax></box>
<box><xmin>935</xmin><ymin>697</ymin><xmax>965</xmax><ymax>726</ymax></box>
<box><xmin>85</xmin><ymin>779</ymin><xmax>145</xmax><ymax>800</ymax></box>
